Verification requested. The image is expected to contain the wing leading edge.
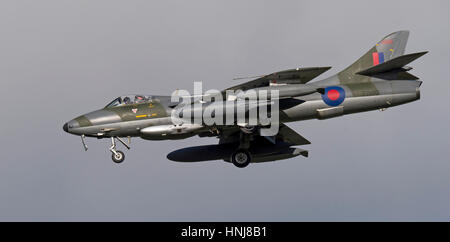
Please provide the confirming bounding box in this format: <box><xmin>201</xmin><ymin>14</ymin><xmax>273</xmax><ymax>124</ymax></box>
<box><xmin>225</xmin><ymin>67</ymin><xmax>331</xmax><ymax>92</ymax></box>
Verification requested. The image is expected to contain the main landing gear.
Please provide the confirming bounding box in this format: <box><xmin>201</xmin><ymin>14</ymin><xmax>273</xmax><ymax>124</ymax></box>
<box><xmin>109</xmin><ymin>137</ymin><xmax>130</xmax><ymax>164</ymax></box>
<box><xmin>230</xmin><ymin>131</ymin><xmax>253</xmax><ymax>168</ymax></box>
<box><xmin>231</xmin><ymin>149</ymin><xmax>252</xmax><ymax>168</ymax></box>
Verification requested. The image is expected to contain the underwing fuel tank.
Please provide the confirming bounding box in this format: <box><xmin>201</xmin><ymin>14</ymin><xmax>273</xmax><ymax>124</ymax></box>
<box><xmin>140</xmin><ymin>123</ymin><xmax>203</xmax><ymax>140</ymax></box>
<box><xmin>167</xmin><ymin>143</ymin><xmax>308</xmax><ymax>163</ymax></box>
<box><xmin>236</xmin><ymin>84</ymin><xmax>319</xmax><ymax>99</ymax></box>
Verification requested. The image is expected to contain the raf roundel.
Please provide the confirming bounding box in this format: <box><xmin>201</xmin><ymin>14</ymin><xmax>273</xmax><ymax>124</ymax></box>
<box><xmin>321</xmin><ymin>86</ymin><xmax>346</xmax><ymax>106</ymax></box>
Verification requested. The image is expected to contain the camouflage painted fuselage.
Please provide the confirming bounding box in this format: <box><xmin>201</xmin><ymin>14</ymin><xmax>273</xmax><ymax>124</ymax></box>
<box><xmin>63</xmin><ymin>31</ymin><xmax>423</xmax><ymax>143</ymax></box>
<box><xmin>64</xmin><ymin>77</ymin><xmax>421</xmax><ymax>139</ymax></box>
<box><xmin>66</xmin><ymin>96</ymin><xmax>175</xmax><ymax>138</ymax></box>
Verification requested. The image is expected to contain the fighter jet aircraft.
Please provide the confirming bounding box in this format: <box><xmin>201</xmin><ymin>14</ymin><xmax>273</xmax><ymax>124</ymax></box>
<box><xmin>63</xmin><ymin>31</ymin><xmax>427</xmax><ymax>168</ymax></box>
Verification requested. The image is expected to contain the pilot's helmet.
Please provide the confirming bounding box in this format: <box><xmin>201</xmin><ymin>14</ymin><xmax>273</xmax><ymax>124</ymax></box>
<box><xmin>123</xmin><ymin>96</ymin><xmax>131</xmax><ymax>104</ymax></box>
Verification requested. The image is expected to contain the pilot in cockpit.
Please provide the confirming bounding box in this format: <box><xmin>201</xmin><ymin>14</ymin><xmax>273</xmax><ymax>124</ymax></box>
<box><xmin>123</xmin><ymin>96</ymin><xmax>131</xmax><ymax>104</ymax></box>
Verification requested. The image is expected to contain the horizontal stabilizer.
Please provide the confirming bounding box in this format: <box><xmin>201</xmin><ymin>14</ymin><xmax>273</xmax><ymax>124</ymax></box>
<box><xmin>357</xmin><ymin>51</ymin><xmax>428</xmax><ymax>76</ymax></box>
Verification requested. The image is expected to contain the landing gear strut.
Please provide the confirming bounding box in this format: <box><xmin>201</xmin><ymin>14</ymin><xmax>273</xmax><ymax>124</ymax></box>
<box><xmin>109</xmin><ymin>137</ymin><xmax>130</xmax><ymax>164</ymax></box>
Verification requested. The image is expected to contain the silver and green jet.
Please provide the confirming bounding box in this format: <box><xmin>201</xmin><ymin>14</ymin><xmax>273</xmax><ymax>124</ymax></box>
<box><xmin>63</xmin><ymin>31</ymin><xmax>427</xmax><ymax>168</ymax></box>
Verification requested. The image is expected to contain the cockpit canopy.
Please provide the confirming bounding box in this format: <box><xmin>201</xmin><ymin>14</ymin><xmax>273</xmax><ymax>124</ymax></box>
<box><xmin>105</xmin><ymin>95</ymin><xmax>152</xmax><ymax>108</ymax></box>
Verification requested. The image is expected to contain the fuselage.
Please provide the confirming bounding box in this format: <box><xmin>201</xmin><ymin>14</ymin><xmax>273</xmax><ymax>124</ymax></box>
<box><xmin>63</xmin><ymin>76</ymin><xmax>421</xmax><ymax>139</ymax></box>
<box><xmin>62</xmin><ymin>30</ymin><xmax>426</xmax><ymax>166</ymax></box>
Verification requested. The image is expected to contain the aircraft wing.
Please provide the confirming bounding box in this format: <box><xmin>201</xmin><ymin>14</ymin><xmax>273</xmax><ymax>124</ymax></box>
<box><xmin>224</xmin><ymin>66</ymin><xmax>331</xmax><ymax>92</ymax></box>
<box><xmin>217</xmin><ymin>123</ymin><xmax>310</xmax><ymax>146</ymax></box>
<box><xmin>170</xmin><ymin>67</ymin><xmax>331</xmax><ymax>104</ymax></box>
<box><xmin>277</xmin><ymin>123</ymin><xmax>311</xmax><ymax>146</ymax></box>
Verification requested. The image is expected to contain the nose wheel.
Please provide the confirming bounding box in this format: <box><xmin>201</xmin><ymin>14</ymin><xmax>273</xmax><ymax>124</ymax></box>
<box><xmin>109</xmin><ymin>137</ymin><xmax>130</xmax><ymax>164</ymax></box>
<box><xmin>112</xmin><ymin>150</ymin><xmax>125</xmax><ymax>163</ymax></box>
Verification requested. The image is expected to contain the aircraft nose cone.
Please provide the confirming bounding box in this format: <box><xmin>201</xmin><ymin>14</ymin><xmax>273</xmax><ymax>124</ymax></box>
<box><xmin>63</xmin><ymin>123</ymin><xmax>69</xmax><ymax>133</ymax></box>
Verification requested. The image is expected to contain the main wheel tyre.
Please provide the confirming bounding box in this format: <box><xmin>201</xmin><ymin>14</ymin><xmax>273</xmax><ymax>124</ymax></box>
<box><xmin>231</xmin><ymin>149</ymin><xmax>251</xmax><ymax>168</ymax></box>
<box><xmin>112</xmin><ymin>150</ymin><xmax>125</xmax><ymax>163</ymax></box>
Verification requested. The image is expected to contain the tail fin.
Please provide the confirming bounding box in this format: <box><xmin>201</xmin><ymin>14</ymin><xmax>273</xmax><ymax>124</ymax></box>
<box><xmin>339</xmin><ymin>31</ymin><xmax>410</xmax><ymax>78</ymax></box>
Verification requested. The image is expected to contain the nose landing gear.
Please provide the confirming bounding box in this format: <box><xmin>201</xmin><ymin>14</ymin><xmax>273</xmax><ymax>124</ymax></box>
<box><xmin>109</xmin><ymin>137</ymin><xmax>130</xmax><ymax>164</ymax></box>
<box><xmin>112</xmin><ymin>150</ymin><xmax>125</xmax><ymax>163</ymax></box>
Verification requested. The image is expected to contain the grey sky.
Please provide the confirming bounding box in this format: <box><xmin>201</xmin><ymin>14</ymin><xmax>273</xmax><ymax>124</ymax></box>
<box><xmin>0</xmin><ymin>0</ymin><xmax>449</xmax><ymax>221</ymax></box>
